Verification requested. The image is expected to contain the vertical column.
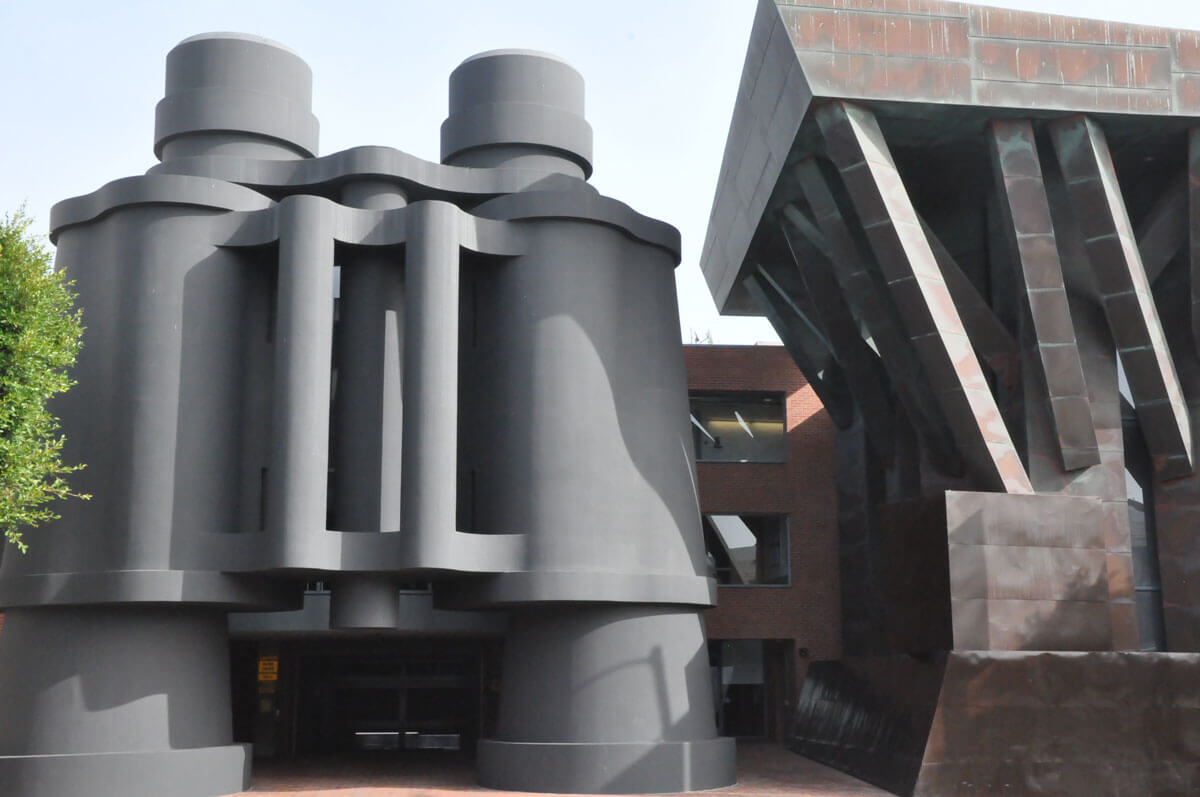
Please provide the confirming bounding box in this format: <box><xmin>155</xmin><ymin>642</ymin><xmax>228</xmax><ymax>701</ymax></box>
<box><xmin>329</xmin><ymin>181</ymin><xmax>407</xmax><ymax>628</ymax></box>
<box><xmin>1072</xmin><ymin>298</ymin><xmax>1140</xmax><ymax>650</ymax></box>
<box><xmin>401</xmin><ymin>201</ymin><xmax>461</xmax><ymax>567</ymax></box>
<box><xmin>331</xmin><ymin>180</ymin><xmax>406</xmax><ymax>532</ymax></box>
<box><xmin>267</xmin><ymin>195</ymin><xmax>336</xmax><ymax>565</ymax></box>
<box><xmin>990</xmin><ymin>118</ymin><xmax>1100</xmax><ymax>472</ymax></box>
<box><xmin>1191</xmin><ymin>128</ymin><xmax>1200</xmax><ymax>356</ymax></box>
<box><xmin>1152</xmin><ymin>126</ymin><xmax>1200</xmax><ymax>650</ymax></box>
<box><xmin>1049</xmin><ymin>114</ymin><xmax>1192</xmax><ymax>481</ymax></box>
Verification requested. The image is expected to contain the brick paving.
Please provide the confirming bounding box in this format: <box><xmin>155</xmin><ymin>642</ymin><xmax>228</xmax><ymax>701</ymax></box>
<box><xmin>235</xmin><ymin>742</ymin><xmax>888</xmax><ymax>796</ymax></box>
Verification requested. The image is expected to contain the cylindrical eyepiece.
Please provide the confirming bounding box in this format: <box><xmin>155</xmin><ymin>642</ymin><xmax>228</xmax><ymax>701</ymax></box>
<box><xmin>155</xmin><ymin>32</ymin><xmax>319</xmax><ymax>161</ymax></box>
<box><xmin>441</xmin><ymin>50</ymin><xmax>593</xmax><ymax>178</ymax></box>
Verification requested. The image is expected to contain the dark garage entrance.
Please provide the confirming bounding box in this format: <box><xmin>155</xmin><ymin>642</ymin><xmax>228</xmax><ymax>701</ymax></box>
<box><xmin>232</xmin><ymin>637</ymin><xmax>500</xmax><ymax>758</ymax></box>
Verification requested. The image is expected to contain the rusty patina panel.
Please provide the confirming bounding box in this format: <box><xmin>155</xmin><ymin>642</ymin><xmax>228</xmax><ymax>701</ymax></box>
<box><xmin>921</xmin><ymin>651</ymin><xmax>1200</xmax><ymax>793</ymax></box>
<box><xmin>791</xmin><ymin>651</ymin><xmax>1200</xmax><ymax>795</ymax></box>
<box><xmin>946</xmin><ymin>490</ymin><xmax>1113</xmax><ymax>651</ymax></box>
<box><xmin>780</xmin><ymin>7</ymin><xmax>970</xmax><ymax>59</ymax></box>
<box><xmin>1050</xmin><ymin>114</ymin><xmax>1193</xmax><ymax>480</ymax></box>
<box><xmin>972</xmin><ymin>39</ymin><xmax>1172</xmax><ymax>89</ymax></box>
<box><xmin>816</xmin><ymin>100</ymin><xmax>1032</xmax><ymax>493</ymax></box>
<box><xmin>972</xmin><ymin>80</ymin><xmax>1173</xmax><ymax>113</ymax></box>
<box><xmin>967</xmin><ymin>5</ymin><xmax>1172</xmax><ymax>46</ymax></box>
<box><xmin>1175</xmin><ymin>29</ymin><xmax>1200</xmax><ymax>71</ymax></box>
<box><xmin>1177</xmin><ymin>74</ymin><xmax>1200</xmax><ymax>114</ymax></box>
<box><xmin>795</xmin><ymin>51</ymin><xmax>973</xmax><ymax>104</ymax></box>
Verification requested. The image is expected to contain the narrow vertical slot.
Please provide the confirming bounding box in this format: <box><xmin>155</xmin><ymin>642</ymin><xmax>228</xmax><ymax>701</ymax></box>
<box><xmin>266</xmin><ymin>262</ymin><xmax>277</xmax><ymax>343</ymax></box>
<box><xmin>327</xmin><ymin>263</ymin><xmax>341</xmax><ymax>531</ymax></box>
<box><xmin>239</xmin><ymin>245</ymin><xmax>278</xmax><ymax>533</ymax></box>
<box><xmin>469</xmin><ymin>469</ymin><xmax>478</xmax><ymax>533</ymax></box>
<box><xmin>259</xmin><ymin>467</ymin><xmax>268</xmax><ymax>531</ymax></box>
<box><xmin>471</xmin><ymin>273</ymin><xmax>478</xmax><ymax>348</ymax></box>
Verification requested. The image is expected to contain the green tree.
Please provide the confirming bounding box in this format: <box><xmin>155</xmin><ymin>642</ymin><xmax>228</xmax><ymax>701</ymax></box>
<box><xmin>0</xmin><ymin>208</ymin><xmax>87</xmax><ymax>552</ymax></box>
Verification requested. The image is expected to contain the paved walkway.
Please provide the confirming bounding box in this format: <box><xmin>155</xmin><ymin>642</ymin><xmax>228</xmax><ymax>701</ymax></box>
<box><xmin>236</xmin><ymin>742</ymin><xmax>889</xmax><ymax>796</ymax></box>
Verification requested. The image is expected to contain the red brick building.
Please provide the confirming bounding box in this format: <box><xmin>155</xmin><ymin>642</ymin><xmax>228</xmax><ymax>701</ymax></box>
<box><xmin>685</xmin><ymin>344</ymin><xmax>838</xmax><ymax>741</ymax></box>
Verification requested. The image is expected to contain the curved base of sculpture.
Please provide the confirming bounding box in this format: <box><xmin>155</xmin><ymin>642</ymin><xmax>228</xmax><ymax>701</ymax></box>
<box><xmin>0</xmin><ymin>745</ymin><xmax>251</xmax><ymax>797</ymax></box>
<box><xmin>477</xmin><ymin>737</ymin><xmax>737</xmax><ymax>794</ymax></box>
<box><xmin>0</xmin><ymin>605</ymin><xmax>243</xmax><ymax>797</ymax></box>
<box><xmin>481</xmin><ymin>604</ymin><xmax>736</xmax><ymax>793</ymax></box>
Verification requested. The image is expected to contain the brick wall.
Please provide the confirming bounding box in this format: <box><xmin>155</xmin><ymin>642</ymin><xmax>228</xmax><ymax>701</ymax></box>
<box><xmin>685</xmin><ymin>344</ymin><xmax>840</xmax><ymax>706</ymax></box>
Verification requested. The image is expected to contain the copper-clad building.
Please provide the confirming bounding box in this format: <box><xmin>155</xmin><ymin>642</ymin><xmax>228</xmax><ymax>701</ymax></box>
<box><xmin>703</xmin><ymin>1</ymin><xmax>1200</xmax><ymax>793</ymax></box>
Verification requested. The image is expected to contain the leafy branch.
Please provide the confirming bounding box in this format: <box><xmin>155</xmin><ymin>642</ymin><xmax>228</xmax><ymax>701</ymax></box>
<box><xmin>0</xmin><ymin>207</ymin><xmax>88</xmax><ymax>552</ymax></box>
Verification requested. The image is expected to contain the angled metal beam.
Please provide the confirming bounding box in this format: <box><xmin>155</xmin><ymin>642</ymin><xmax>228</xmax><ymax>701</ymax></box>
<box><xmin>917</xmin><ymin>217</ymin><xmax>1021</xmax><ymax>391</ymax></box>
<box><xmin>779</xmin><ymin>215</ymin><xmax>895</xmax><ymax>459</ymax></box>
<box><xmin>781</xmin><ymin>203</ymin><xmax>833</xmax><ymax>262</ymax></box>
<box><xmin>754</xmin><ymin>261</ymin><xmax>834</xmax><ymax>354</ymax></box>
<box><xmin>815</xmin><ymin>100</ymin><xmax>1033</xmax><ymax>494</ymax></box>
<box><xmin>1137</xmin><ymin>174</ymin><xmax>1188</xmax><ymax>284</ymax></box>
<box><xmin>781</xmin><ymin>204</ymin><xmax>866</xmax><ymax>343</ymax></box>
<box><xmin>1050</xmin><ymin>114</ymin><xmax>1193</xmax><ymax>481</ymax></box>
<box><xmin>792</xmin><ymin>160</ymin><xmax>963</xmax><ymax>475</ymax></box>
<box><xmin>989</xmin><ymin>118</ymin><xmax>1101</xmax><ymax>472</ymax></box>
<box><xmin>743</xmin><ymin>269</ymin><xmax>854</xmax><ymax>428</ymax></box>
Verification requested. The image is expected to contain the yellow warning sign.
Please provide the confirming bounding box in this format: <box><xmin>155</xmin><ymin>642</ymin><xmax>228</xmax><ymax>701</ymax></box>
<box><xmin>257</xmin><ymin>656</ymin><xmax>279</xmax><ymax>681</ymax></box>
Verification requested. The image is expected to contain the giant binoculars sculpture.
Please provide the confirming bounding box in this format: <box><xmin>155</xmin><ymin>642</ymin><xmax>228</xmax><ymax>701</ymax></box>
<box><xmin>0</xmin><ymin>34</ymin><xmax>736</xmax><ymax>797</ymax></box>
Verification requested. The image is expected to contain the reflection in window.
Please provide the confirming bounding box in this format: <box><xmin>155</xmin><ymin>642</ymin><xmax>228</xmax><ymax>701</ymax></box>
<box><xmin>690</xmin><ymin>393</ymin><xmax>786</xmax><ymax>463</ymax></box>
<box><xmin>703</xmin><ymin>514</ymin><xmax>788</xmax><ymax>586</ymax></box>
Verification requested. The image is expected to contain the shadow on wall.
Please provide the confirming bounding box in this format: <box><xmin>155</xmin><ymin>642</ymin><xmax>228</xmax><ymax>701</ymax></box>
<box><xmin>0</xmin><ymin>606</ymin><xmax>232</xmax><ymax>755</ymax></box>
<box><xmin>150</xmin><ymin>200</ymin><xmax>710</xmax><ymax>581</ymax></box>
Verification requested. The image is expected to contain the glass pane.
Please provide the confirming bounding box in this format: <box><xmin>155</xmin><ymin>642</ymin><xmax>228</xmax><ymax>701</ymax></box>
<box><xmin>690</xmin><ymin>393</ymin><xmax>786</xmax><ymax>463</ymax></box>
<box><xmin>703</xmin><ymin>514</ymin><xmax>788</xmax><ymax>585</ymax></box>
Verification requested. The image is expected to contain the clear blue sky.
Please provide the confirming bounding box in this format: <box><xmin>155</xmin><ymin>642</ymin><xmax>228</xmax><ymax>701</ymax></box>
<box><xmin>3</xmin><ymin>0</ymin><xmax>1198</xmax><ymax>343</ymax></box>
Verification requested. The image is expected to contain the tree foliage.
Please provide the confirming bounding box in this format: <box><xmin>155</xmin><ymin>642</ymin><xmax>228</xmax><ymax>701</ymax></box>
<box><xmin>0</xmin><ymin>208</ymin><xmax>87</xmax><ymax>552</ymax></box>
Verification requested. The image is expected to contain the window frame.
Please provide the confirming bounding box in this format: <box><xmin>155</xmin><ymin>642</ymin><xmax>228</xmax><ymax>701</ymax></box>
<box><xmin>701</xmin><ymin>512</ymin><xmax>791</xmax><ymax>589</ymax></box>
<box><xmin>688</xmin><ymin>390</ymin><xmax>788</xmax><ymax>465</ymax></box>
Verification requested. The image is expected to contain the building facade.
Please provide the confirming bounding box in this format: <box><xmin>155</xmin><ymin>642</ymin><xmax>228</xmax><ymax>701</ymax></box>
<box><xmin>687</xmin><ymin>344</ymin><xmax>839</xmax><ymax>742</ymax></box>
<box><xmin>0</xmin><ymin>34</ymin><xmax>739</xmax><ymax>797</ymax></box>
<box><xmin>702</xmin><ymin>0</ymin><xmax>1200</xmax><ymax>793</ymax></box>
<box><xmin>0</xmin><ymin>336</ymin><xmax>836</xmax><ymax>791</ymax></box>
<box><xmin>218</xmin><ymin>344</ymin><xmax>837</xmax><ymax>757</ymax></box>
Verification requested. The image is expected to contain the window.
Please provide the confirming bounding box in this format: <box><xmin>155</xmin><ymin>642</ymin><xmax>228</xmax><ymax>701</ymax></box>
<box><xmin>690</xmin><ymin>393</ymin><xmax>786</xmax><ymax>463</ymax></box>
<box><xmin>703</xmin><ymin>514</ymin><xmax>789</xmax><ymax>586</ymax></box>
